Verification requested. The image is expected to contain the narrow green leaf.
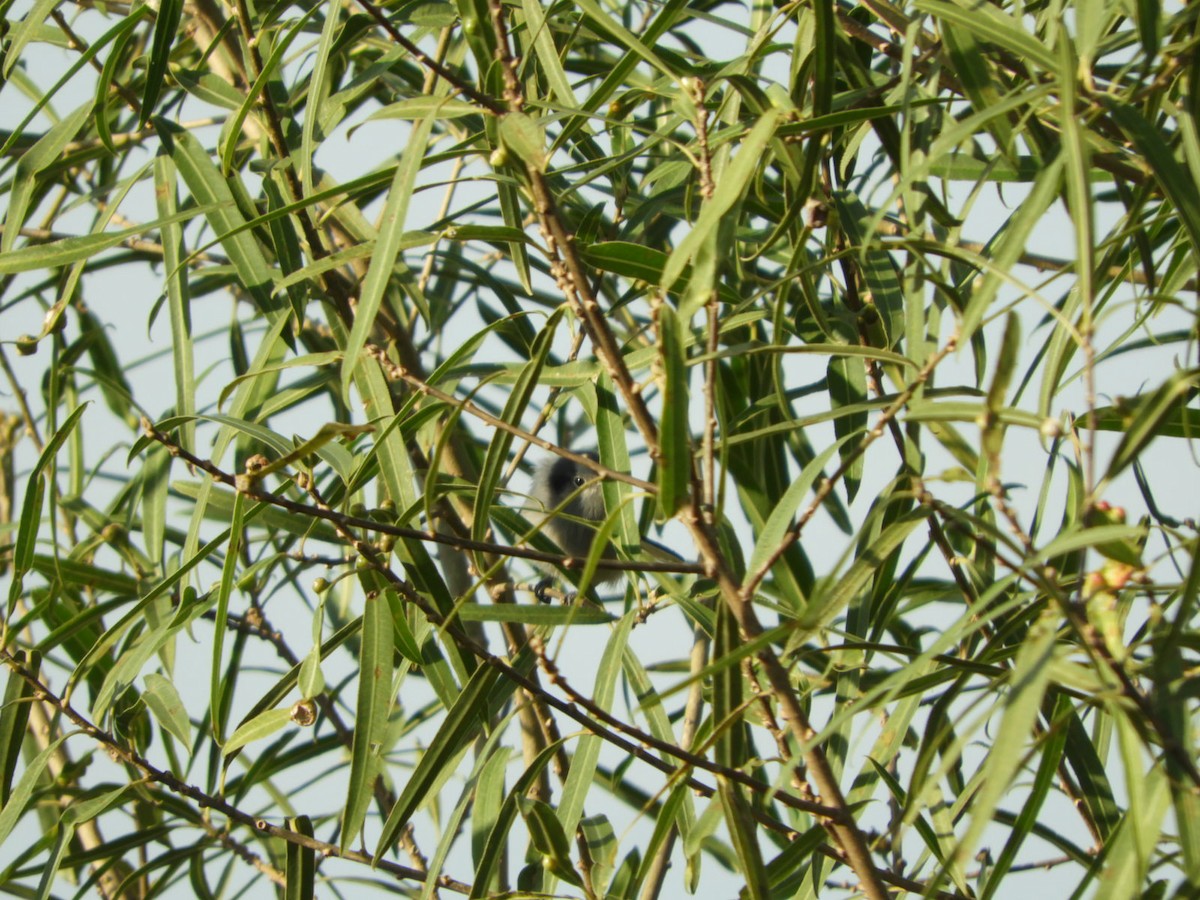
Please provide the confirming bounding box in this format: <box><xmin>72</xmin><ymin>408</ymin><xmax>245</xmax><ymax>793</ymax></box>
<box><xmin>904</xmin><ymin>399</ymin><xmax>1043</xmax><ymax>430</ymax></box>
<box><xmin>72</xmin><ymin>530</ymin><xmax>226</xmax><ymax>684</ymax></box>
<box><xmin>1</xmin><ymin>13</ymin><xmax>145</xmax><ymax>165</ymax></box>
<box><xmin>242</xmin><ymin>422</ymin><xmax>374</xmax><ymax>480</ymax></box>
<box><xmin>570</xmin><ymin>0</ymin><xmax>680</xmax><ymax>80</ymax></box>
<box><xmin>1059</xmin><ymin>37</ymin><xmax>1094</xmax><ymax>342</ymax></box>
<box><xmin>209</xmin><ymin>490</ymin><xmax>245</xmax><ymax>741</ymax></box>
<box><xmin>223</xmin><ymin>708</ymin><xmax>293</xmax><ymax>755</ymax></box>
<box><xmin>342</xmin><ymin>589</ymin><xmax>395</xmax><ymax>852</ymax></box>
<box><xmin>95</xmin><ymin>602</ymin><xmax>211</xmax><ymax>726</ymax></box>
<box><xmin>798</xmin><ymin>512</ymin><xmax>927</xmax><ymax>635</ymax></box>
<box><xmin>171</xmin><ymin>479</ymin><xmax>340</xmax><ymax>543</ymax></box>
<box><xmin>0</xmin><ymin>207</ymin><xmax>204</xmax><ymax>274</ymax></box>
<box><xmin>3</xmin><ymin>103</ymin><xmax>91</xmax><ymax>254</ymax></box>
<box><xmin>0</xmin><ymin>651</ymin><xmax>39</xmax><ymax>806</ymax></box>
<box><xmin>582</xmin><ymin>241</ymin><xmax>668</xmax><ymax>283</ymax></box>
<box><xmin>558</xmin><ymin>614</ymin><xmax>633</xmax><ymax>841</ymax></box>
<box><xmin>1103</xmin><ymin>98</ymin><xmax>1200</xmax><ymax>267</ymax></box>
<box><xmin>518</xmin><ymin>0</ymin><xmax>580</xmax><ymax>116</ymax></box>
<box><xmin>469</xmin><ymin>740</ymin><xmax>565</xmax><ymax>900</ymax></box>
<box><xmin>285</xmin><ymin>816</ymin><xmax>316</xmax><ymax>900</ymax></box>
<box><xmin>420</xmin><ymin>735</ymin><xmax>512</xmax><ymax>900</ymax></box>
<box><xmin>712</xmin><ymin>602</ymin><xmax>743</xmax><ymax>769</ymax></box>
<box><xmin>340</xmin><ymin>113</ymin><xmax>436</xmax><ymax>396</ymax></box>
<box><xmin>621</xmin><ymin>646</ymin><xmax>697</xmax><ymax>857</ymax></box>
<box><xmin>1037</xmin><ymin>523</ymin><xmax>1151</xmax><ymax>563</ymax></box>
<box><xmin>36</xmin><ymin>784</ymin><xmax>130</xmax><ymax>900</ymax></box>
<box><xmin>143</xmin><ymin>672</ymin><xmax>192</xmax><ymax>748</ymax></box>
<box><xmin>499</xmin><ymin>111</ymin><xmax>547</xmax><ymax>171</ymax></box>
<box><xmin>519</xmin><ymin>796</ymin><xmax>582</xmax><ymax>886</ymax></box>
<box><xmin>157</xmin><ymin>122</ymin><xmax>283</xmax><ymax>322</ymax></box>
<box><xmin>455</xmin><ymin>604</ymin><xmax>615</xmax><ymax>624</ymax></box>
<box><xmin>914</xmin><ymin>0</ymin><xmax>1056</xmax><ymax>72</ymax></box>
<box><xmin>297</xmin><ymin>646</ymin><xmax>325</xmax><ymax>700</ymax></box>
<box><xmin>834</xmin><ymin>189</ymin><xmax>905</xmax><ymax>349</ymax></box>
<box><xmin>1104</xmin><ymin>369</ymin><xmax>1200</xmax><ymax>482</ymax></box>
<box><xmin>471</xmin><ymin>743</ymin><xmax>510</xmax><ymax>879</ymax></box>
<box><xmin>299</xmin><ymin>0</ymin><xmax>341</xmax><ymax>195</ymax></box>
<box><xmin>747</xmin><ymin>434</ymin><xmax>853</xmax><ymax>578</ymax></box>
<box><xmin>657</xmin><ymin>304</ymin><xmax>690</xmax><ymax>518</ymax></box>
<box><xmin>1135</xmin><ymin>0</ymin><xmax>1160</xmax><ymax>57</ymax></box>
<box><xmin>219</xmin><ymin>11</ymin><xmax>317</xmax><ymax>175</ymax></box>
<box><xmin>949</xmin><ymin>609</ymin><xmax>1057</xmax><ymax>874</ymax></box>
<box><xmin>375</xmin><ymin>665</ymin><xmax>500</xmax><ymax>857</ymax></box>
<box><xmin>580</xmin><ymin>815</ymin><xmax>617</xmax><ymax>894</ymax></box>
<box><xmin>7</xmin><ymin>471</ymin><xmax>45</xmax><ymax>620</ymax></box>
<box><xmin>941</xmin><ymin>22</ymin><xmax>1011</xmax><ymax>151</ymax></box>
<box><xmin>0</xmin><ymin>738</ymin><xmax>66</xmax><ymax>846</ymax></box>
<box><xmin>140</xmin><ymin>443</ymin><xmax>171</xmax><ymax>568</ymax></box>
<box><xmin>981</xmin><ymin>692</ymin><xmax>1072</xmax><ymax>899</ymax></box>
<box><xmin>827</xmin><ymin>355</ymin><xmax>867</xmax><ymax>502</ymax></box>
<box><xmin>372</xmin><ymin>96</ymin><xmax>482</xmax><ymax>120</ymax></box>
<box><xmin>7</xmin><ymin>404</ymin><xmax>87</xmax><ymax>617</ymax></box>
<box><xmin>493</xmin><ymin>175</ymin><xmax>533</xmax><ymax>293</ymax></box>
<box><xmin>2</xmin><ymin>0</ymin><xmax>63</xmax><ymax>78</ymax></box>
<box><xmin>140</xmin><ymin>0</ymin><xmax>183</xmax><ymax>125</ymax></box>
<box><xmin>718</xmin><ymin>778</ymin><xmax>769</xmax><ymax>900</ymax></box>
<box><xmin>61</xmin><ymin>782</ymin><xmax>130</xmax><ymax>826</ymax></box>
<box><xmin>960</xmin><ymin>156</ymin><xmax>1063</xmax><ymax>345</ymax></box>
<box><xmin>471</xmin><ymin>308</ymin><xmax>561</xmax><ymax>551</ymax></box>
<box><xmin>661</xmin><ymin>110</ymin><xmax>780</xmax><ymax>292</ymax></box>
<box><xmin>1101</xmin><ymin>710</ymin><xmax>1170</xmax><ymax>898</ymax></box>
<box><xmin>986</xmin><ymin>314</ymin><xmax>1021</xmax><ymax>414</ymax></box>
<box><xmin>556</xmin><ymin>0</ymin><xmax>688</xmax><ymax>150</ymax></box>
<box><xmin>632</xmin><ymin>783</ymin><xmax>689</xmax><ymax>894</ymax></box>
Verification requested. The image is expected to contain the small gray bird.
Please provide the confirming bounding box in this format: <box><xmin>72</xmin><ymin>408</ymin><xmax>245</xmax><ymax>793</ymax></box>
<box><xmin>528</xmin><ymin>453</ymin><xmax>621</xmax><ymax>594</ymax></box>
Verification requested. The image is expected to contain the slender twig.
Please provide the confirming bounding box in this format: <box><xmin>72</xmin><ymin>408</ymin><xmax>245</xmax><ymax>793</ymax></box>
<box><xmin>355</xmin><ymin>0</ymin><xmax>504</xmax><ymax>114</ymax></box>
<box><xmin>143</xmin><ymin>425</ymin><xmax>838</xmax><ymax>815</ymax></box>
<box><xmin>690</xmin><ymin>78</ymin><xmax>714</xmax><ymax>203</ymax></box>
<box><xmin>921</xmin><ymin>493</ymin><xmax>1200</xmax><ymax>789</ymax></box>
<box><xmin>0</xmin><ymin>348</ymin><xmax>44</xmax><ymax>452</ymax></box>
<box><xmin>480</xmin><ymin>0</ymin><xmax>889</xmax><ymax>889</ymax></box>
<box><xmin>366</xmin><ymin>344</ymin><xmax>656</xmax><ymax>491</ymax></box>
<box><xmin>0</xmin><ymin>651</ymin><xmax>474</xmax><ymax>894</ymax></box>
<box><xmin>142</xmin><ymin>421</ymin><xmax>698</xmax><ymax>578</ymax></box>
<box><xmin>50</xmin><ymin>9</ymin><xmax>142</xmax><ymax>112</ymax></box>
<box><xmin>227</xmin><ymin>0</ymin><xmax>339</xmax><ymax>282</ymax></box>
<box><xmin>741</xmin><ymin>333</ymin><xmax>959</xmax><ymax>600</ymax></box>
<box><xmin>688</xmin><ymin>77</ymin><xmax>719</xmax><ymax>526</ymax></box>
<box><xmin>527</xmin><ymin>634</ymin><xmax>836</xmax><ymax>820</ymax></box>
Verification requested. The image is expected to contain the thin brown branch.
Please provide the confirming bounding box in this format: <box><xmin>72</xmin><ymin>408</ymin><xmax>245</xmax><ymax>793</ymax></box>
<box><xmin>50</xmin><ymin>9</ymin><xmax>142</xmax><ymax>113</ymax></box>
<box><xmin>527</xmin><ymin>633</ymin><xmax>835</xmax><ymax>820</ymax></box>
<box><xmin>741</xmin><ymin>333</ymin><xmax>960</xmax><ymax>600</ymax></box>
<box><xmin>0</xmin><ymin>348</ymin><xmax>44</xmax><ymax>453</ymax></box>
<box><xmin>198</xmin><ymin>439</ymin><xmax>876</xmax><ymax>838</ymax></box>
<box><xmin>354</xmin><ymin>0</ymin><xmax>504</xmax><ymax>114</ymax></box>
<box><xmin>923</xmin><ymin>492</ymin><xmax>1200</xmax><ymax>789</ymax></box>
<box><xmin>365</xmin><ymin>344</ymin><xmax>656</xmax><ymax>493</ymax></box>
<box><xmin>0</xmin><ymin>651</ymin><xmax>474</xmax><ymax>894</ymax></box>
<box><xmin>143</xmin><ymin>420</ymin><xmax>697</xmax><ymax>579</ymax></box>
<box><xmin>479</xmin><ymin>0</ymin><xmax>889</xmax><ymax>890</ymax></box>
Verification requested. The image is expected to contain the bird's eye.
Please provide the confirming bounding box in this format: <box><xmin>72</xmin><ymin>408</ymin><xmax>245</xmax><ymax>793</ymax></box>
<box><xmin>574</xmin><ymin>475</ymin><xmax>586</xmax><ymax>487</ymax></box>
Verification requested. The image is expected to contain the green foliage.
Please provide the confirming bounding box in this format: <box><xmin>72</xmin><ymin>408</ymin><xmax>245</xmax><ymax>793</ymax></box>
<box><xmin>0</xmin><ymin>0</ymin><xmax>1197</xmax><ymax>897</ymax></box>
